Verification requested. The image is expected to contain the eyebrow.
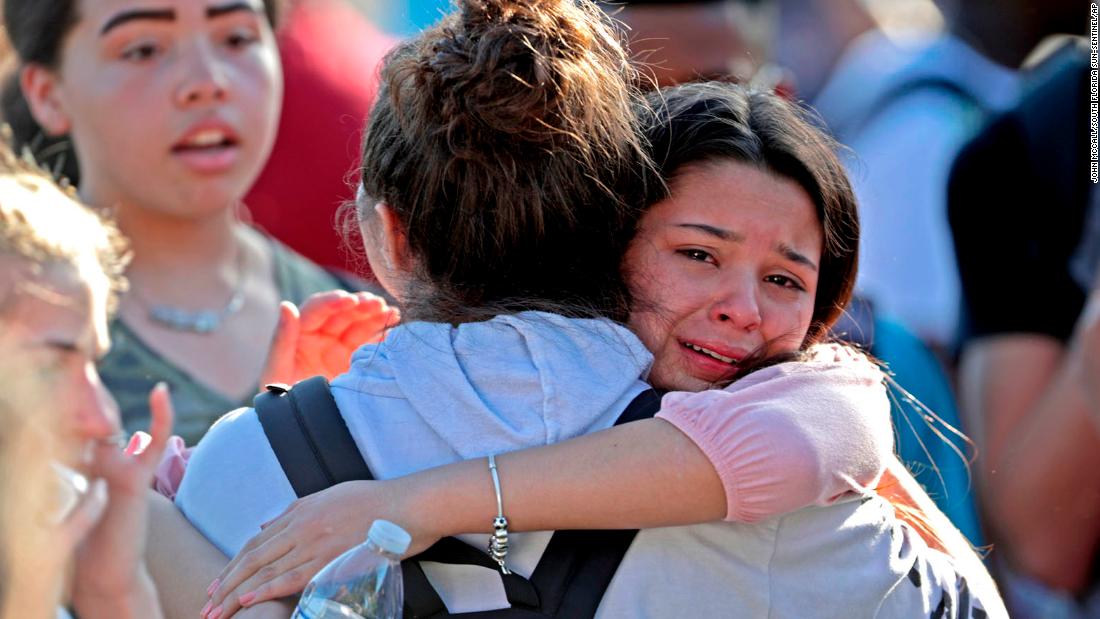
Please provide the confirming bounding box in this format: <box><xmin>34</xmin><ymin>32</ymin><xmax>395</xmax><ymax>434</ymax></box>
<box><xmin>777</xmin><ymin>243</ymin><xmax>818</xmax><ymax>272</ymax></box>
<box><xmin>207</xmin><ymin>2</ymin><xmax>260</xmax><ymax>20</ymax></box>
<box><xmin>675</xmin><ymin>223</ymin><xmax>745</xmax><ymax>242</ymax></box>
<box><xmin>100</xmin><ymin>2</ymin><xmax>259</xmax><ymax>36</ymax></box>
<box><xmin>101</xmin><ymin>9</ymin><xmax>175</xmax><ymax>35</ymax></box>
<box><xmin>676</xmin><ymin>223</ymin><xmax>818</xmax><ymax>272</ymax></box>
<box><xmin>43</xmin><ymin>339</ymin><xmax>81</xmax><ymax>354</ymax></box>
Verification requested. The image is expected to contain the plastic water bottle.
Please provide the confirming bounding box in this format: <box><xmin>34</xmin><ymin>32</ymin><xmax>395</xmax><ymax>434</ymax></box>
<box><xmin>292</xmin><ymin>520</ymin><xmax>411</xmax><ymax>619</ymax></box>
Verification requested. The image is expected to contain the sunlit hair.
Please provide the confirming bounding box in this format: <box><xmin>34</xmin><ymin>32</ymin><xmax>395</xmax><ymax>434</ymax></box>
<box><xmin>358</xmin><ymin>0</ymin><xmax>655</xmax><ymax>323</ymax></box>
<box><xmin>0</xmin><ymin>139</ymin><xmax>128</xmax><ymax>311</ymax></box>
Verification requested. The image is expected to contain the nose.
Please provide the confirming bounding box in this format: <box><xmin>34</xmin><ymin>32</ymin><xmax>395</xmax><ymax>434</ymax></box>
<box><xmin>71</xmin><ymin>362</ymin><xmax>121</xmax><ymax>443</ymax></box>
<box><xmin>175</xmin><ymin>40</ymin><xmax>230</xmax><ymax>107</ymax></box>
<box><xmin>710</xmin><ymin>281</ymin><xmax>761</xmax><ymax>332</ymax></box>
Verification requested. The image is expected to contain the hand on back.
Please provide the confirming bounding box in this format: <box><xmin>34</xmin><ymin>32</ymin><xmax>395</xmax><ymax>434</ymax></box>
<box><xmin>260</xmin><ymin>291</ymin><xmax>400</xmax><ymax>387</ymax></box>
<box><xmin>202</xmin><ymin>479</ymin><xmax>437</xmax><ymax>619</ymax></box>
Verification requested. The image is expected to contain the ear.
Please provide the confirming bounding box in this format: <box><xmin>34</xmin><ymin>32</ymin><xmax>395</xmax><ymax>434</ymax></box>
<box><xmin>373</xmin><ymin>202</ymin><xmax>412</xmax><ymax>273</ymax></box>
<box><xmin>20</xmin><ymin>64</ymin><xmax>72</xmax><ymax>136</ymax></box>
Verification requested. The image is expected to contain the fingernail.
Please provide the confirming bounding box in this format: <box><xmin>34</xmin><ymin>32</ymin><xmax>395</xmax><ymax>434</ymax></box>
<box><xmin>209</xmin><ymin>606</ymin><xmax>224</xmax><ymax>619</ymax></box>
<box><xmin>125</xmin><ymin>432</ymin><xmax>151</xmax><ymax>456</ymax></box>
<box><xmin>200</xmin><ymin>601</ymin><xmax>212</xmax><ymax>618</ymax></box>
<box><xmin>206</xmin><ymin>579</ymin><xmax>220</xmax><ymax>597</ymax></box>
<box><xmin>239</xmin><ymin>591</ymin><xmax>256</xmax><ymax>606</ymax></box>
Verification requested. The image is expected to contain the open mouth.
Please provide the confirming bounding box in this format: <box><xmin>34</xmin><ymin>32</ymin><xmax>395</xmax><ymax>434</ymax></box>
<box><xmin>171</xmin><ymin>128</ymin><xmax>239</xmax><ymax>153</ymax></box>
<box><xmin>681</xmin><ymin>341</ymin><xmax>739</xmax><ymax>365</ymax></box>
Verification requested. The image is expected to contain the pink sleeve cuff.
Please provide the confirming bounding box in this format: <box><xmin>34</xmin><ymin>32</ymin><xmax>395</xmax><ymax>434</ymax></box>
<box><xmin>152</xmin><ymin>435</ymin><xmax>192</xmax><ymax>500</ymax></box>
<box><xmin>655</xmin><ymin>345</ymin><xmax>893</xmax><ymax>523</ymax></box>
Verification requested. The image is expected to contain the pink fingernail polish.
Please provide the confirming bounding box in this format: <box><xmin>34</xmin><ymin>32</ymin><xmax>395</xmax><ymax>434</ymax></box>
<box><xmin>206</xmin><ymin>578</ymin><xmax>220</xmax><ymax>597</ymax></box>
<box><xmin>239</xmin><ymin>591</ymin><xmax>256</xmax><ymax>606</ymax></box>
<box><xmin>209</xmin><ymin>606</ymin><xmax>223</xmax><ymax>619</ymax></box>
<box><xmin>200</xmin><ymin>601</ymin><xmax>212</xmax><ymax>618</ymax></box>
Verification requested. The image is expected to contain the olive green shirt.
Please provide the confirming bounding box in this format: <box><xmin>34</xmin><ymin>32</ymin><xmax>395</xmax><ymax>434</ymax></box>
<box><xmin>101</xmin><ymin>238</ymin><xmax>351</xmax><ymax>445</ymax></box>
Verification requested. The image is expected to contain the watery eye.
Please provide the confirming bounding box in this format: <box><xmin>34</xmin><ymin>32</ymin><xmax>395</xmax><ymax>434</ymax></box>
<box><xmin>765</xmin><ymin>274</ymin><xmax>804</xmax><ymax>290</ymax></box>
<box><xmin>677</xmin><ymin>249</ymin><xmax>714</xmax><ymax>263</ymax></box>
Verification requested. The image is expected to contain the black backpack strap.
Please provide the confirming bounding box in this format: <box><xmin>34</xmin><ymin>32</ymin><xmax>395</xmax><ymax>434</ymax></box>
<box><xmin>254</xmin><ymin>378</ymin><xmax>450</xmax><ymax>618</ymax></box>
<box><xmin>404</xmin><ymin>538</ymin><xmax>541</xmax><ymax>618</ymax></box>
<box><xmin>254</xmin><ymin>376</ymin><xmax>374</xmax><ymax>495</ymax></box>
<box><xmin>404</xmin><ymin>388</ymin><xmax>666</xmax><ymax>618</ymax></box>
<box><xmin>526</xmin><ymin>388</ymin><xmax>665</xmax><ymax>618</ymax></box>
<box><xmin>254</xmin><ymin>377</ymin><xmax>542</xmax><ymax>618</ymax></box>
<box><xmin>256</xmin><ymin>380</ymin><xmax>665</xmax><ymax>618</ymax></box>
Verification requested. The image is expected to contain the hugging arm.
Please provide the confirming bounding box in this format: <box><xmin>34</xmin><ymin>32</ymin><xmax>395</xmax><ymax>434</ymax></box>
<box><xmin>207</xmin><ymin>351</ymin><xmax>895</xmax><ymax>616</ymax></box>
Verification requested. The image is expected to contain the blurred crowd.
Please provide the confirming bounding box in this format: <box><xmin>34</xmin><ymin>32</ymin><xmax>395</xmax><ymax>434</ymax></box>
<box><xmin>0</xmin><ymin>0</ymin><xmax>1093</xmax><ymax>617</ymax></box>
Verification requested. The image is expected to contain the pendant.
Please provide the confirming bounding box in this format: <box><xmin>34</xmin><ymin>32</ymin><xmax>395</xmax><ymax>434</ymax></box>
<box><xmin>146</xmin><ymin>292</ymin><xmax>245</xmax><ymax>334</ymax></box>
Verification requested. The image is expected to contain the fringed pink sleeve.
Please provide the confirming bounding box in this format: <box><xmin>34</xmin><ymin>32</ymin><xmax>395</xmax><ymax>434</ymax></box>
<box><xmin>655</xmin><ymin>344</ymin><xmax>894</xmax><ymax>523</ymax></box>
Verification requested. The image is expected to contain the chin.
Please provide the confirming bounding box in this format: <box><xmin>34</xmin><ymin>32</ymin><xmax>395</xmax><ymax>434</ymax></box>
<box><xmin>648</xmin><ymin>368</ymin><xmax>713</xmax><ymax>393</ymax></box>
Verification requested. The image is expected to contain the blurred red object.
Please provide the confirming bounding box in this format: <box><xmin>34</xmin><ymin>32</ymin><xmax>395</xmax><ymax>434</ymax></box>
<box><xmin>245</xmin><ymin>0</ymin><xmax>396</xmax><ymax>277</ymax></box>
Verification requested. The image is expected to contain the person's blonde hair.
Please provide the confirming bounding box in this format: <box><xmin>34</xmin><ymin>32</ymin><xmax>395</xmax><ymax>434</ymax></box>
<box><xmin>0</xmin><ymin>139</ymin><xmax>128</xmax><ymax>311</ymax></box>
<box><xmin>0</xmin><ymin>141</ymin><xmax>127</xmax><ymax>618</ymax></box>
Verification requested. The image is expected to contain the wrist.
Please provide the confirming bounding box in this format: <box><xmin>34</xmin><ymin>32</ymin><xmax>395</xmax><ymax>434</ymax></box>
<box><xmin>392</xmin><ymin>474</ymin><xmax>450</xmax><ymax>544</ymax></box>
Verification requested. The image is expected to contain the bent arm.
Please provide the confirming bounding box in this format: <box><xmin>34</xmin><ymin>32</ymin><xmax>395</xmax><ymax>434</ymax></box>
<box><xmin>961</xmin><ymin>334</ymin><xmax>1100</xmax><ymax>591</ymax></box>
<box><xmin>408</xmin><ymin>417</ymin><xmax>726</xmax><ymax>534</ymax></box>
<box><xmin>401</xmin><ymin>359</ymin><xmax>892</xmax><ymax>536</ymax></box>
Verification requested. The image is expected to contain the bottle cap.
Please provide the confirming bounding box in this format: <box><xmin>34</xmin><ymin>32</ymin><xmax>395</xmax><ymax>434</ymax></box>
<box><xmin>367</xmin><ymin>519</ymin><xmax>412</xmax><ymax>555</ymax></box>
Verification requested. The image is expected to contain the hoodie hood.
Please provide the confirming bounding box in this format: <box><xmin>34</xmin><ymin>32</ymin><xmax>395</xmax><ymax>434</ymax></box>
<box><xmin>331</xmin><ymin>312</ymin><xmax>653</xmax><ymax>469</ymax></box>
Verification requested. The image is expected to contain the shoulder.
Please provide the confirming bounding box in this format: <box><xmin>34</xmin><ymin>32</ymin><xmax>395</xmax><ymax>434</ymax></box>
<box><xmin>178</xmin><ymin>407</ymin><xmax>267</xmax><ymax>490</ymax></box>
<box><xmin>727</xmin><ymin>344</ymin><xmax>886</xmax><ymax>394</ymax></box>
<box><xmin>262</xmin><ymin>233</ymin><xmax>360</xmax><ymax>302</ymax></box>
<box><xmin>176</xmin><ymin>406</ymin><xmax>297</xmax><ymax>555</ymax></box>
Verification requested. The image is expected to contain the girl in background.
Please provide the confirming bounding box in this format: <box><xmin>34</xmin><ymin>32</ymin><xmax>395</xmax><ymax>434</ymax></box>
<box><xmin>3</xmin><ymin>0</ymin><xmax>394</xmax><ymax>445</ymax></box>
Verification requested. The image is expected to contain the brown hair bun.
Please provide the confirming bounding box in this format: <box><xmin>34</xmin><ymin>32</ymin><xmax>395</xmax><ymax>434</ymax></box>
<box><xmin>361</xmin><ymin>0</ymin><xmax>654</xmax><ymax>323</ymax></box>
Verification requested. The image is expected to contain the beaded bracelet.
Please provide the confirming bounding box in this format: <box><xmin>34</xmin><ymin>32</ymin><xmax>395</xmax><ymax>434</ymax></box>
<box><xmin>487</xmin><ymin>454</ymin><xmax>511</xmax><ymax>574</ymax></box>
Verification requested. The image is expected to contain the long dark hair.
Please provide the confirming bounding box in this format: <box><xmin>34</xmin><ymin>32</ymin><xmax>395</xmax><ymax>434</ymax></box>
<box><xmin>358</xmin><ymin>0</ymin><xmax>654</xmax><ymax>324</ymax></box>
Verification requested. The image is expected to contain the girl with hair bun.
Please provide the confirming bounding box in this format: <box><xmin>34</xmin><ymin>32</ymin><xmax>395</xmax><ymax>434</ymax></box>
<box><xmin>162</xmin><ymin>1</ymin><xmax>1003</xmax><ymax>618</ymax></box>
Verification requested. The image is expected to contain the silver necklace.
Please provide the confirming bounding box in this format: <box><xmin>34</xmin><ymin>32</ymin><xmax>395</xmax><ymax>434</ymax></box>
<box><xmin>131</xmin><ymin>249</ymin><xmax>247</xmax><ymax>334</ymax></box>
